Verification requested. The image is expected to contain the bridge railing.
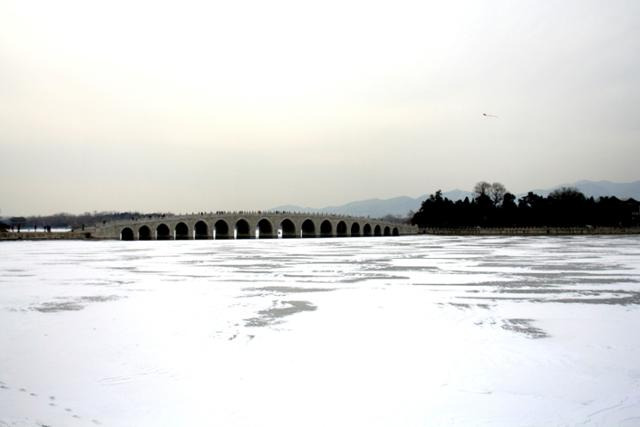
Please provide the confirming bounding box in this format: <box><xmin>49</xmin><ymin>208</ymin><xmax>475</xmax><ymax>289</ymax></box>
<box><xmin>96</xmin><ymin>211</ymin><xmax>415</xmax><ymax>229</ymax></box>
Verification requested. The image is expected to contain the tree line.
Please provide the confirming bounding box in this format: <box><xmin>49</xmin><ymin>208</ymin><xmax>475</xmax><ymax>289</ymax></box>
<box><xmin>411</xmin><ymin>181</ymin><xmax>640</xmax><ymax>228</ymax></box>
<box><xmin>0</xmin><ymin>211</ymin><xmax>171</xmax><ymax>231</ymax></box>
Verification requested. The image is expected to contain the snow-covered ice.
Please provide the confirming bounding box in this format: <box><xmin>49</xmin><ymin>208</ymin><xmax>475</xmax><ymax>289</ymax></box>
<box><xmin>1</xmin><ymin>235</ymin><xmax>640</xmax><ymax>426</ymax></box>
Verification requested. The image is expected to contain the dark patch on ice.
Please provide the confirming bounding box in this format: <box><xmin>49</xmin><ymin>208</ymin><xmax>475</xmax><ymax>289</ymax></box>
<box><xmin>312</xmin><ymin>260</ymin><xmax>366</xmax><ymax>265</ymax></box>
<box><xmin>126</xmin><ymin>270</ymin><xmax>166</xmax><ymax>274</ymax></box>
<box><xmin>1</xmin><ymin>272</ymin><xmax>35</xmax><ymax>277</ymax></box>
<box><xmin>245</xmin><ymin>300</ymin><xmax>317</xmax><ymax>327</ymax></box>
<box><xmin>504</xmin><ymin>258</ymin><xmax>629</xmax><ymax>273</ymax></box>
<box><xmin>33</xmin><ymin>301</ymin><xmax>85</xmax><ymax>312</ymax></box>
<box><xmin>446</xmin><ymin>302</ymin><xmax>493</xmax><ymax>310</ymax></box>
<box><xmin>32</xmin><ymin>295</ymin><xmax>123</xmax><ymax>312</ymax></box>
<box><xmin>464</xmin><ymin>292</ymin><xmax>640</xmax><ymax>305</ymax></box>
<box><xmin>501</xmin><ymin>318</ymin><xmax>548</xmax><ymax>338</ymax></box>
<box><xmin>512</xmin><ymin>271</ymin><xmax>636</xmax><ymax>280</ymax></box>
<box><xmin>79</xmin><ymin>295</ymin><xmax>122</xmax><ymax>303</ymax></box>
<box><xmin>371</xmin><ymin>265</ymin><xmax>442</xmax><ymax>272</ymax></box>
<box><xmin>340</xmin><ymin>274</ymin><xmax>410</xmax><ymax>283</ymax></box>
<box><xmin>497</xmin><ymin>288</ymin><xmax>638</xmax><ymax>296</ymax></box>
<box><xmin>549</xmin><ymin>294</ymin><xmax>640</xmax><ymax>305</ymax></box>
<box><xmin>413</xmin><ymin>281</ymin><xmax>514</xmax><ymax>287</ymax></box>
<box><xmin>449</xmin><ymin>303</ymin><xmax>471</xmax><ymax>309</ymax></box>
<box><xmin>247</xmin><ymin>286</ymin><xmax>335</xmax><ymax>294</ymax></box>
<box><xmin>246</xmin><ymin>255</ymin><xmax>312</xmax><ymax>261</ymax></box>
<box><xmin>282</xmin><ymin>274</ymin><xmax>319</xmax><ymax>278</ymax></box>
<box><xmin>526</xmin><ymin>262</ymin><xmax>630</xmax><ymax>272</ymax></box>
<box><xmin>166</xmin><ymin>274</ymin><xmax>212</xmax><ymax>279</ymax></box>
<box><xmin>524</xmin><ymin>277</ymin><xmax>640</xmax><ymax>286</ymax></box>
<box><xmin>219</xmin><ymin>263</ymin><xmax>286</xmax><ymax>270</ymax></box>
<box><xmin>222</xmin><ymin>278</ymin><xmax>281</xmax><ymax>283</ymax></box>
<box><xmin>88</xmin><ymin>279</ymin><xmax>134</xmax><ymax>287</ymax></box>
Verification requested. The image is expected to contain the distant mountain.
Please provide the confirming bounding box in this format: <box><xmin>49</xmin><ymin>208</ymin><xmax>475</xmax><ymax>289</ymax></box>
<box><xmin>525</xmin><ymin>180</ymin><xmax>640</xmax><ymax>200</ymax></box>
<box><xmin>270</xmin><ymin>189</ymin><xmax>473</xmax><ymax>219</ymax></box>
<box><xmin>270</xmin><ymin>180</ymin><xmax>640</xmax><ymax>219</ymax></box>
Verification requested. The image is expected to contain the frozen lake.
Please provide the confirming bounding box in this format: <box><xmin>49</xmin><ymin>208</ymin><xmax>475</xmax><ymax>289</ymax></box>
<box><xmin>1</xmin><ymin>236</ymin><xmax>640</xmax><ymax>426</ymax></box>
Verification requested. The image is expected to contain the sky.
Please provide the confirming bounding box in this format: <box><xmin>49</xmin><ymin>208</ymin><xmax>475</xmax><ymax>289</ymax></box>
<box><xmin>1</xmin><ymin>0</ymin><xmax>639</xmax><ymax>215</ymax></box>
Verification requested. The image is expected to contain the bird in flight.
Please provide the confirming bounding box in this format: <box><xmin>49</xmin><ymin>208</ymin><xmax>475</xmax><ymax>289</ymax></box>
<box><xmin>483</xmin><ymin>113</ymin><xmax>498</xmax><ymax>118</ymax></box>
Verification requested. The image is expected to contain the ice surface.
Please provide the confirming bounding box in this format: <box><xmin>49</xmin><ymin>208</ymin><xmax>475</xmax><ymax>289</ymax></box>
<box><xmin>1</xmin><ymin>236</ymin><xmax>640</xmax><ymax>426</ymax></box>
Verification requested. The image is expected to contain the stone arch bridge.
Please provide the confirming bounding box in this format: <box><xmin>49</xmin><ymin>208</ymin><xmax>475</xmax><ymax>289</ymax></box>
<box><xmin>90</xmin><ymin>212</ymin><xmax>417</xmax><ymax>240</ymax></box>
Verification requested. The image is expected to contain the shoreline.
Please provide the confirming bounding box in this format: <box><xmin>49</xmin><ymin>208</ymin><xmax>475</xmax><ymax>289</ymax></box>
<box><xmin>420</xmin><ymin>226</ymin><xmax>640</xmax><ymax>236</ymax></box>
<box><xmin>2</xmin><ymin>226</ymin><xmax>640</xmax><ymax>240</ymax></box>
<box><xmin>0</xmin><ymin>231</ymin><xmax>92</xmax><ymax>241</ymax></box>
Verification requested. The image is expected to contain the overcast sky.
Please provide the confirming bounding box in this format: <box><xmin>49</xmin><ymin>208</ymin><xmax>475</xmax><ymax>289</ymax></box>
<box><xmin>1</xmin><ymin>0</ymin><xmax>639</xmax><ymax>215</ymax></box>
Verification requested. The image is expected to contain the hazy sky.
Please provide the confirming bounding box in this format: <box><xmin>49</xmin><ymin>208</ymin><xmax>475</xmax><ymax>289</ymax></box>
<box><xmin>1</xmin><ymin>0</ymin><xmax>639</xmax><ymax>215</ymax></box>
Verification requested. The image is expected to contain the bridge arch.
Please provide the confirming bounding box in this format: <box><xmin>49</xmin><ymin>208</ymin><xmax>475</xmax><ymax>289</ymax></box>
<box><xmin>301</xmin><ymin>219</ymin><xmax>316</xmax><ymax>238</ymax></box>
<box><xmin>194</xmin><ymin>220</ymin><xmax>209</xmax><ymax>239</ymax></box>
<box><xmin>235</xmin><ymin>219</ymin><xmax>251</xmax><ymax>239</ymax></box>
<box><xmin>121</xmin><ymin>227</ymin><xmax>134</xmax><ymax>241</ymax></box>
<box><xmin>156</xmin><ymin>223</ymin><xmax>171</xmax><ymax>240</ymax></box>
<box><xmin>280</xmin><ymin>218</ymin><xmax>296</xmax><ymax>238</ymax></box>
<box><xmin>100</xmin><ymin>213</ymin><xmax>415</xmax><ymax>241</ymax></box>
<box><xmin>214</xmin><ymin>220</ymin><xmax>230</xmax><ymax>239</ymax></box>
<box><xmin>351</xmin><ymin>222</ymin><xmax>360</xmax><ymax>236</ymax></box>
<box><xmin>138</xmin><ymin>225</ymin><xmax>151</xmax><ymax>240</ymax></box>
<box><xmin>175</xmin><ymin>222</ymin><xmax>189</xmax><ymax>240</ymax></box>
<box><xmin>336</xmin><ymin>221</ymin><xmax>347</xmax><ymax>237</ymax></box>
<box><xmin>320</xmin><ymin>220</ymin><xmax>332</xmax><ymax>237</ymax></box>
<box><xmin>257</xmin><ymin>218</ymin><xmax>274</xmax><ymax>239</ymax></box>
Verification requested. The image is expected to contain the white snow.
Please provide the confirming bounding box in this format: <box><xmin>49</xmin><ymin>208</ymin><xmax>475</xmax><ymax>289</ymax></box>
<box><xmin>1</xmin><ymin>235</ymin><xmax>640</xmax><ymax>426</ymax></box>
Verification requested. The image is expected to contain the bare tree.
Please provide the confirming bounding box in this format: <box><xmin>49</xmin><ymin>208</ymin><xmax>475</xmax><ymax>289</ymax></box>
<box><xmin>548</xmin><ymin>187</ymin><xmax>586</xmax><ymax>202</ymax></box>
<box><xmin>474</xmin><ymin>181</ymin><xmax>491</xmax><ymax>198</ymax></box>
<box><xmin>489</xmin><ymin>182</ymin><xmax>507</xmax><ymax>206</ymax></box>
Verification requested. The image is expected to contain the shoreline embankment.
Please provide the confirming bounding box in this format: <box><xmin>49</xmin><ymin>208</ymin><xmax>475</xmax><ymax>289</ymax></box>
<box><xmin>421</xmin><ymin>226</ymin><xmax>640</xmax><ymax>236</ymax></box>
<box><xmin>2</xmin><ymin>227</ymin><xmax>640</xmax><ymax>240</ymax></box>
<box><xmin>0</xmin><ymin>231</ymin><xmax>92</xmax><ymax>241</ymax></box>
